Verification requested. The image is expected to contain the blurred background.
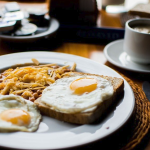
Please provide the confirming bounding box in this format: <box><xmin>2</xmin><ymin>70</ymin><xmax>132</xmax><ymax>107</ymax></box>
<box><xmin>0</xmin><ymin>0</ymin><xmax>149</xmax><ymax>51</ymax></box>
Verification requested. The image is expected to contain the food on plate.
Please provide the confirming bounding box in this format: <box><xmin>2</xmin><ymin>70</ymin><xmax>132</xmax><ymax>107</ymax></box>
<box><xmin>0</xmin><ymin>61</ymin><xmax>76</xmax><ymax>102</ymax></box>
<box><xmin>34</xmin><ymin>72</ymin><xmax>124</xmax><ymax>124</ymax></box>
<box><xmin>129</xmin><ymin>3</ymin><xmax>150</xmax><ymax>18</ymax></box>
<box><xmin>0</xmin><ymin>95</ymin><xmax>41</xmax><ymax>132</ymax></box>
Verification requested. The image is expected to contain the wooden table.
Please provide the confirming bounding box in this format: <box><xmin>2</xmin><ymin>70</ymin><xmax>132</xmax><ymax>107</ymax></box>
<box><xmin>0</xmin><ymin>1</ymin><xmax>150</xmax><ymax>150</ymax></box>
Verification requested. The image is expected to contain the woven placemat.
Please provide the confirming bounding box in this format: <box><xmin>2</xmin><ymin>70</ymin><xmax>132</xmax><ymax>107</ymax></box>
<box><xmin>120</xmin><ymin>74</ymin><xmax>150</xmax><ymax>150</ymax></box>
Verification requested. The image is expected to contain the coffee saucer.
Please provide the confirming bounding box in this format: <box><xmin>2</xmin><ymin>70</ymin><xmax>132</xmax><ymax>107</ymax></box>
<box><xmin>104</xmin><ymin>39</ymin><xmax>150</xmax><ymax>73</ymax></box>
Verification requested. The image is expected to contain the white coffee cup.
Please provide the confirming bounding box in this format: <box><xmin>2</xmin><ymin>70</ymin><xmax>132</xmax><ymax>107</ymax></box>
<box><xmin>123</xmin><ymin>18</ymin><xmax>150</xmax><ymax>64</ymax></box>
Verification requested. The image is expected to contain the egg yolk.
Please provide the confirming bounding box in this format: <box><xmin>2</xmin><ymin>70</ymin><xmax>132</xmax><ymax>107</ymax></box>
<box><xmin>70</xmin><ymin>78</ymin><xmax>97</xmax><ymax>95</ymax></box>
<box><xmin>0</xmin><ymin>109</ymin><xmax>31</xmax><ymax>126</ymax></box>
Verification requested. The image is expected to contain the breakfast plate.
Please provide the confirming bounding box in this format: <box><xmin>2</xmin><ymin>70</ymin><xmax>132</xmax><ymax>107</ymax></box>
<box><xmin>0</xmin><ymin>51</ymin><xmax>135</xmax><ymax>149</ymax></box>
<box><xmin>104</xmin><ymin>39</ymin><xmax>150</xmax><ymax>73</ymax></box>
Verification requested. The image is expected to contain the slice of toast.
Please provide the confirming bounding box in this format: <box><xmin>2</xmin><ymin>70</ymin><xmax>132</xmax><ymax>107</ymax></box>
<box><xmin>129</xmin><ymin>3</ymin><xmax>150</xmax><ymax>18</ymax></box>
<box><xmin>34</xmin><ymin>72</ymin><xmax>124</xmax><ymax>124</ymax></box>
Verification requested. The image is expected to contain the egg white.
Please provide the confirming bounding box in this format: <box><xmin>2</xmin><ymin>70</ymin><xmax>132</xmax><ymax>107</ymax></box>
<box><xmin>41</xmin><ymin>74</ymin><xmax>114</xmax><ymax>114</ymax></box>
<box><xmin>0</xmin><ymin>95</ymin><xmax>41</xmax><ymax>132</ymax></box>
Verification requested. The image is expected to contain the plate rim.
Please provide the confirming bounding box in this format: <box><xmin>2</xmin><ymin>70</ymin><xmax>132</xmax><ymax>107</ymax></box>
<box><xmin>0</xmin><ymin>51</ymin><xmax>135</xmax><ymax>149</ymax></box>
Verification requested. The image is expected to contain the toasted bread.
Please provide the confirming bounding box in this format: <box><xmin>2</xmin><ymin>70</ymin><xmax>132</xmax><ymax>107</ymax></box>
<box><xmin>34</xmin><ymin>72</ymin><xmax>124</xmax><ymax>124</ymax></box>
<box><xmin>129</xmin><ymin>3</ymin><xmax>150</xmax><ymax>18</ymax></box>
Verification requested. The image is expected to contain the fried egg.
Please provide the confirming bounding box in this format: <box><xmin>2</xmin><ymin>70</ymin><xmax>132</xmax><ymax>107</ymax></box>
<box><xmin>0</xmin><ymin>95</ymin><xmax>41</xmax><ymax>132</ymax></box>
<box><xmin>41</xmin><ymin>73</ymin><xmax>114</xmax><ymax>114</ymax></box>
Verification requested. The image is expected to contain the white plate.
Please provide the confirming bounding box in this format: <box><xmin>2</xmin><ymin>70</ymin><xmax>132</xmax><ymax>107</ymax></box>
<box><xmin>0</xmin><ymin>51</ymin><xmax>135</xmax><ymax>149</ymax></box>
<box><xmin>104</xmin><ymin>39</ymin><xmax>150</xmax><ymax>73</ymax></box>
<box><xmin>0</xmin><ymin>18</ymin><xmax>59</xmax><ymax>43</ymax></box>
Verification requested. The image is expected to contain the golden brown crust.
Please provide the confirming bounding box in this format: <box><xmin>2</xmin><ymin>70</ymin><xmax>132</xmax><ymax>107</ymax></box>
<box><xmin>129</xmin><ymin>3</ymin><xmax>150</xmax><ymax>18</ymax></box>
<box><xmin>34</xmin><ymin>72</ymin><xmax>124</xmax><ymax>124</ymax></box>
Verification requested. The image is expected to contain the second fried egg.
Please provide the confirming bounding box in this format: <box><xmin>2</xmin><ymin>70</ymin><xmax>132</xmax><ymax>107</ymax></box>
<box><xmin>0</xmin><ymin>95</ymin><xmax>41</xmax><ymax>132</ymax></box>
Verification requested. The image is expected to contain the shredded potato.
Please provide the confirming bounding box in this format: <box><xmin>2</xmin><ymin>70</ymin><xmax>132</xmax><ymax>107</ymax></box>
<box><xmin>0</xmin><ymin>61</ymin><xmax>76</xmax><ymax>102</ymax></box>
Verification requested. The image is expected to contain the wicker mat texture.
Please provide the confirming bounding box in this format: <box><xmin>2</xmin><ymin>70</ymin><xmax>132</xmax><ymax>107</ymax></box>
<box><xmin>120</xmin><ymin>75</ymin><xmax>150</xmax><ymax>150</ymax></box>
